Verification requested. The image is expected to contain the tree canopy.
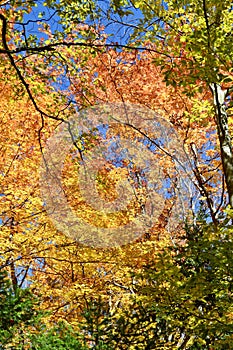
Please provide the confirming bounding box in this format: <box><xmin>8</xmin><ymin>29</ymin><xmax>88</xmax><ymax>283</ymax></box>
<box><xmin>0</xmin><ymin>0</ymin><xmax>233</xmax><ymax>348</ymax></box>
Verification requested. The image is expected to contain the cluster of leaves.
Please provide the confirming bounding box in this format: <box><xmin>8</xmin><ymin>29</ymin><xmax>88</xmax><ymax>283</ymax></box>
<box><xmin>137</xmin><ymin>218</ymin><xmax>233</xmax><ymax>348</ymax></box>
<box><xmin>73</xmin><ymin>213</ymin><xmax>233</xmax><ymax>349</ymax></box>
<box><xmin>0</xmin><ymin>269</ymin><xmax>91</xmax><ymax>349</ymax></box>
<box><xmin>0</xmin><ymin>270</ymin><xmax>39</xmax><ymax>348</ymax></box>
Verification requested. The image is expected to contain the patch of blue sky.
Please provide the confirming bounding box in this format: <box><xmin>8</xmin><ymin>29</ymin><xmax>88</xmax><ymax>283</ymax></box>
<box><xmin>95</xmin><ymin>124</ymin><xmax>109</xmax><ymax>139</ymax></box>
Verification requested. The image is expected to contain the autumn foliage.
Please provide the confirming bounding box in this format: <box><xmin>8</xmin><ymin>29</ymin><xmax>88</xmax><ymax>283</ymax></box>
<box><xmin>0</xmin><ymin>0</ymin><xmax>233</xmax><ymax>348</ymax></box>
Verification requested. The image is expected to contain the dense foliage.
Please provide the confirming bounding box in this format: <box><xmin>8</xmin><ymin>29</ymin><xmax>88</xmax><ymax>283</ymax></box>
<box><xmin>0</xmin><ymin>0</ymin><xmax>232</xmax><ymax>349</ymax></box>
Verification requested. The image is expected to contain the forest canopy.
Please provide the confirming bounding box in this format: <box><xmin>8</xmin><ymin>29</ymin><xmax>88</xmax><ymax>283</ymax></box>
<box><xmin>0</xmin><ymin>0</ymin><xmax>233</xmax><ymax>348</ymax></box>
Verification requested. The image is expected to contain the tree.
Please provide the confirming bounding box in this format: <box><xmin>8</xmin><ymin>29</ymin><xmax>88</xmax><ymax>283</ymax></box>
<box><xmin>0</xmin><ymin>268</ymin><xmax>46</xmax><ymax>349</ymax></box>
<box><xmin>104</xmin><ymin>0</ymin><xmax>233</xmax><ymax>208</ymax></box>
<box><xmin>75</xmin><ymin>212</ymin><xmax>233</xmax><ymax>349</ymax></box>
<box><xmin>0</xmin><ymin>269</ymin><xmax>91</xmax><ymax>349</ymax></box>
<box><xmin>69</xmin><ymin>47</ymin><xmax>225</xmax><ymax>223</ymax></box>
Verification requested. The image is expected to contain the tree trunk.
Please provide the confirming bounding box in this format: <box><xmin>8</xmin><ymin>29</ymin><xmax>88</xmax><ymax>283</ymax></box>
<box><xmin>210</xmin><ymin>83</ymin><xmax>233</xmax><ymax>208</ymax></box>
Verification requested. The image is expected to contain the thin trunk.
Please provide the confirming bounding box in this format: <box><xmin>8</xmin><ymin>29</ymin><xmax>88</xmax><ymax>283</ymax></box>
<box><xmin>210</xmin><ymin>83</ymin><xmax>233</xmax><ymax>208</ymax></box>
